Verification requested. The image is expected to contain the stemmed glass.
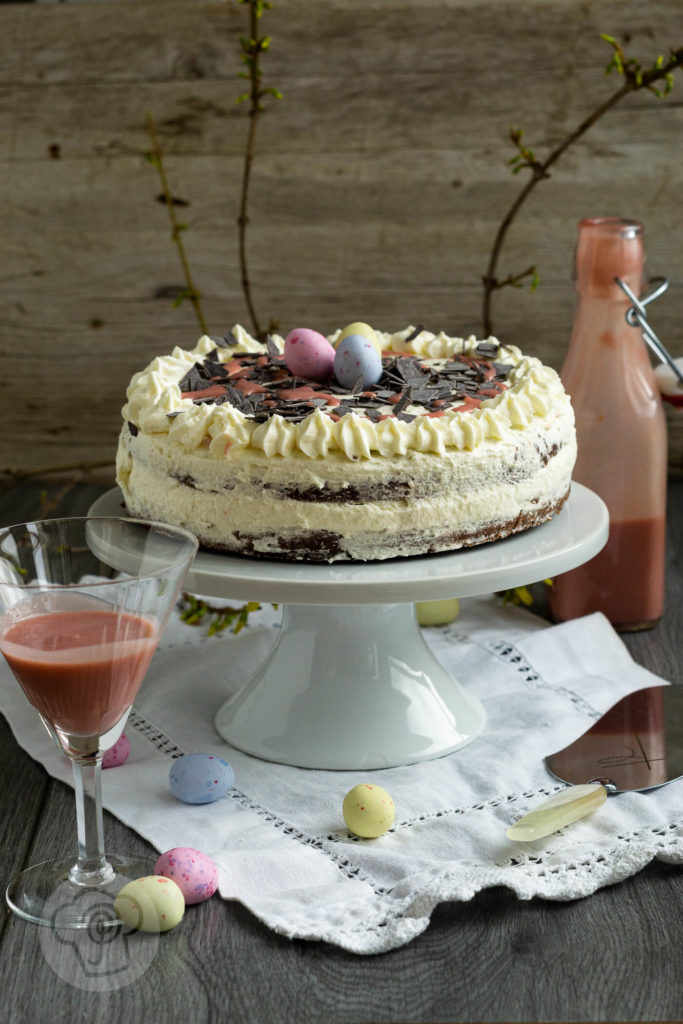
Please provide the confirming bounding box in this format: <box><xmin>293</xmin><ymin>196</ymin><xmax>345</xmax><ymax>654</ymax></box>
<box><xmin>0</xmin><ymin>516</ymin><xmax>198</xmax><ymax>928</ymax></box>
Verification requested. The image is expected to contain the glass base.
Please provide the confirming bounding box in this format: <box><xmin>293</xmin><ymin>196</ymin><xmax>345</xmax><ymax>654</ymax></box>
<box><xmin>6</xmin><ymin>854</ymin><xmax>153</xmax><ymax>929</ymax></box>
<box><xmin>613</xmin><ymin>617</ymin><xmax>661</xmax><ymax>633</ymax></box>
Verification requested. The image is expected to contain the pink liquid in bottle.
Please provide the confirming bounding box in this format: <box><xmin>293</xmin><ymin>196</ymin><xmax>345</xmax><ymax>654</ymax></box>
<box><xmin>548</xmin><ymin>218</ymin><xmax>667</xmax><ymax>631</ymax></box>
<box><xmin>0</xmin><ymin>609</ymin><xmax>157</xmax><ymax>736</ymax></box>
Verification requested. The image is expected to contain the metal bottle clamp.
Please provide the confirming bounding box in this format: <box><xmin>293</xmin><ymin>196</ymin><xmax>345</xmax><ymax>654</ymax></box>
<box><xmin>615</xmin><ymin>275</ymin><xmax>683</xmax><ymax>386</ymax></box>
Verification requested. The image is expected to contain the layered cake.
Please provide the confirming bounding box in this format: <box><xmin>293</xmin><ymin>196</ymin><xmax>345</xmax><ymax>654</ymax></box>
<box><xmin>116</xmin><ymin>323</ymin><xmax>576</xmax><ymax>561</ymax></box>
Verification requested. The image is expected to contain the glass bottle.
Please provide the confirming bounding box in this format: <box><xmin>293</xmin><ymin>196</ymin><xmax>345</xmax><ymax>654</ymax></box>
<box><xmin>548</xmin><ymin>217</ymin><xmax>667</xmax><ymax>631</ymax></box>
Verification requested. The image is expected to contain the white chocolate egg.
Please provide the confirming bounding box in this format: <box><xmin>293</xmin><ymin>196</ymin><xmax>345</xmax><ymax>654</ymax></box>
<box><xmin>114</xmin><ymin>875</ymin><xmax>185</xmax><ymax>933</ymax></box>
<box><xmin>654</xmin><ymin>359</ymin><xmax>683</xmax><ymax>409</ymax></box>
<box><xmin>342</xmin><ymin>783</ymin><xmax>395</xmax><ymax>838</ymax></box>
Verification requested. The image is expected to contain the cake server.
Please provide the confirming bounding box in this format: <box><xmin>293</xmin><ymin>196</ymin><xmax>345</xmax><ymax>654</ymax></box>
<box><xmin>507</xmin><ymin>685</ymin><xmax>683</xmax><ymax>841</ymax></box>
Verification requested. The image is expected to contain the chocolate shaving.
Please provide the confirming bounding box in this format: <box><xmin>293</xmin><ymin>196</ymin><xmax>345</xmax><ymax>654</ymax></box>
<box><xmin>203</xmin><ymin>358</ymin><xmax>229</xmax><ymax>379</ymax></box>
<box><xmin>405</xmin><ymin>324</ymin><xmax>426</xmax><ymax>343</ymax></box>
<box><xmin>392</xmin><ymin>388</ymin><xmax>413</xmax><ymax>416</ymax></box>
<box><xmin>178</xmin><ymin>364</ymin><xmax>205</xmax><ymax>392</ymax></box>
<box><xmin>475</xmin><ymin>341</ymin><xmax>499</xmax><ymax>358</ymax></box>
<box><xmin>171</xmin><ymin>342</ymin><xmax>508</xmax><ymax>428</ymax></box>
<box><xmin>493</xmin><ymin>362</ymin><xmax>514</xmax><ymax>378</ymax></box>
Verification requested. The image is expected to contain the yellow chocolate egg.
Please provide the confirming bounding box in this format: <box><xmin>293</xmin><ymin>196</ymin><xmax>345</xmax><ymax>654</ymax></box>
<box><xmin>416</xmin><ymin>599</ymin><xmax>460</xmax><ymax>627</ymax></box>
<box><xmin>343</xmin><ymin>783</ymin><xmax>395</xmax><ymax>838</ymax></box>
<box><xmin>335</xmin><ymin>321</ymin><xmax>382</xmax><ymax>355</ymax></box>
<box><xmin>114</xmin><ymin>875</ymin><xmax>185</xmax><ymax>933</ymax></box>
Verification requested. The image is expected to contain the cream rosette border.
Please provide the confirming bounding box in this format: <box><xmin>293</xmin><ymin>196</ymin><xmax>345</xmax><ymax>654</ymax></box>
<box><xmin>122</xmin><ymin>326</ymin><xmax>570</xmax><ymax>462</ymax></box>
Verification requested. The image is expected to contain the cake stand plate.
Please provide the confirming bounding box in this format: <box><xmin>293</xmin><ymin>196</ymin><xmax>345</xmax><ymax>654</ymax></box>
<box><xmin>91</xmin><ymin>485</ymin><xmax>608</xmax><ymax>770</ymax></box>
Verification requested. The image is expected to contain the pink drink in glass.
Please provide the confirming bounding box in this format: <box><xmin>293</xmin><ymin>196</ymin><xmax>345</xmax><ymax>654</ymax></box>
<box><xmin>0</xmin><ymin>609</ymin><xmax>157</xmax><ymax>736</ymax></box>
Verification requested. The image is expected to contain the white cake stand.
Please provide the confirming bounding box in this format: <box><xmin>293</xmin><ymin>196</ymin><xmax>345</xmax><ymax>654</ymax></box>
<box><xmin>91</xmin><ymin>485</ymin><xmax>608</xmax><ymax>770</ymax></box>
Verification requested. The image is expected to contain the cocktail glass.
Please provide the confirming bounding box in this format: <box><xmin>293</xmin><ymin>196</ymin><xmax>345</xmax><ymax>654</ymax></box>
<box><xmin>0</xmin><ymin>516</ymin><xmax>198</xmax><ymax>928</ymax></box>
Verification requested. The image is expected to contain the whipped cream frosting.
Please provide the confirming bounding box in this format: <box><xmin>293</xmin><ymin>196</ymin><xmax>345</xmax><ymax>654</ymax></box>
<box><xmin>122</xmin><ymin>326</ymin><xmax>570</xmax><ymax>461</ymax></box>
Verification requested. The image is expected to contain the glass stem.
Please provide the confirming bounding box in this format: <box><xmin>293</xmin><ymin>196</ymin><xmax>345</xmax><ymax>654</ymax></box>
<box><xmin>69</xmin><ymin>755</ymin><xmax>115</xmax><ymax>886</ymax></box>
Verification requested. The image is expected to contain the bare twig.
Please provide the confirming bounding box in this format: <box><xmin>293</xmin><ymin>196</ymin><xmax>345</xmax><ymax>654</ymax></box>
<box><xmin>1</xmin><ymin>459</ymin><xmax>115</xmax><ymax>484</ymax></box>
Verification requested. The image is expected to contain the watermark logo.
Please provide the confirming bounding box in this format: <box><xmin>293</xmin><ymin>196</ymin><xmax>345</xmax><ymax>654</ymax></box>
<box><xmin>39</xmin><ymin>884</ymin><xmax>159</xmax><ymax>992</ymax></box>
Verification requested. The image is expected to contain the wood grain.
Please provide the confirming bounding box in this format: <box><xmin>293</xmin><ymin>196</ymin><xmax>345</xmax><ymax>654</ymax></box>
<box><xmin>0</xmin><ymin>478</ymin><xmax>681</xmax><ymax>1024</ymax></box>
<box><xmin>2</xmin><ymin>0</ymin><xmax>683</xmax><ymax>473</ymax></box>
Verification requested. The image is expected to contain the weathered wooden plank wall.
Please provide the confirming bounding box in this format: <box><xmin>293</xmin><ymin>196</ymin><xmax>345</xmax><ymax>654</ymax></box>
<box><xmin>2</xmin><ymin>0</ymin><xmax>683</xmax><ymax>475</ymax></box>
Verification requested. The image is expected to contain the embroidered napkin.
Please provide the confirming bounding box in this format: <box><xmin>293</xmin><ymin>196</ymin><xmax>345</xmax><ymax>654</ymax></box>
<box><xmin>1</xmin><ymin>596</ymin><xmax>680</xmax><ymax>954</ymax></box>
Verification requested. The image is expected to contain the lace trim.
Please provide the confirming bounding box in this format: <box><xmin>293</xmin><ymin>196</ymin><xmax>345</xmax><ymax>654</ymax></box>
<box><xmin>486</xmin><ymin>638</ymin><xmax>601</xmax><ymax>718</ymax></box>
<box><xmin>128</xmin><ymin>704</ymin><xmax>392</xmax><ymax>896</ymax></box>
<box><xmin>127</xmin><ymin>648</ymin><xmax>681</xmax><ymax>943</ymax></box>
<box><xmin>127</xmin><ymin>707</ymin><xmax>186</xmax><ymax>759</ymax></box>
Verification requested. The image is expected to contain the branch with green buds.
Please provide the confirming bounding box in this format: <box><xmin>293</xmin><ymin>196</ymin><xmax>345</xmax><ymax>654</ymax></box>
<box><xmin>482</xmin><ymin>38</ymin><xmax>683</xmax><ymax>337</ymax></box>
<box><xmin>145</xmin><ymin>114</ymin><xmax>210</xmax><ymax>336</ymax></box>
<box><xmin>236</xmin><ymin>0</ymin><xmax>282</xmax><ymax>341</ymax></box>
<box><xmin>179</xmin><ymin>593</ymin><xmax>269</xmax><ymax>636</ymax></box>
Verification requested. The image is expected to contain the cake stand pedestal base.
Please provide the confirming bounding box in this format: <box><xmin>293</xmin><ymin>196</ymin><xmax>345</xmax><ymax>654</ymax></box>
<box><xmin>91</xmin><ymin>483</ymin><xmax>609</xmax><ymax>771</ymax></box>
<box><xmin>214</xmin><ymin>602</ymin><xmax>485</xmax><ymax>770</ymax></box>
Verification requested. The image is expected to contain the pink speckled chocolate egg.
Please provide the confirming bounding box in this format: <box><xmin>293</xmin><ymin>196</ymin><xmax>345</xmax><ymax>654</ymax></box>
<box><xmin>154</xmin><ymin>847</ymin><xmax>219</xmax><ymax>905</ymax></box>
<box><xmin>284</xmin><ymin>327</ymin><xmax>335</xmax><ymax>382</ymax></box>
<box><xmin>102</xmin><ymin>732</ymin><xmax>131</xmax><ymax>769</ymax></box>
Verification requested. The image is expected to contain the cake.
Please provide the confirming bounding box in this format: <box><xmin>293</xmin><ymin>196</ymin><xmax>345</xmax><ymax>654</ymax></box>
<box><xmin>116</xmin><ymin>324</ymin><xmax>576</xmax><ymax>562</ymax></box>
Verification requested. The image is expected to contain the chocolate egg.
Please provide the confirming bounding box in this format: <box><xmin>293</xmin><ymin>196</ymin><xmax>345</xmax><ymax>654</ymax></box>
<box><xmin>334</xmin><ymin>334</ymin><xmax>383</xmax><ymax>389</ymax></box>
<box><xmin>416</xmin><ymin>599</ymin><xmax>460</xmax><ymax>627</ymax></box>
<box><xmin>169</xmin><ymin>753</ymin><xmax>235</xmax><ymax>805</ymax></box>
<box><xmin>102</xmin><ymin>732</ymin><xmax>131</xmax><ymax>769</ymax></box>
<box><xmin>335</xmin><ymin>321</ymin><xmax>381</xmax><ymax>355</ymax></box>
<box><xmin>154</xmin><ymin>847</ymin><xmax>219</xmax><ymax>905</ymax></box>
<box><xmin>284</xmin><ymin>328</ymin><xmax>335</xmax><ymax>382</ymax></box>
<box><xmin>342</xmin><ymin>783</ymin><xmax>395</xmax><ymax>838</ymax></box>
<box><xmin>654</xmin><ymin>358</ymin><xmax>683</xmax><ymax>408</ymax></box>
<box><xmin>114</xmin><ymin>875</ymin><xmax>185</xmax><ymax>933</ymax></box>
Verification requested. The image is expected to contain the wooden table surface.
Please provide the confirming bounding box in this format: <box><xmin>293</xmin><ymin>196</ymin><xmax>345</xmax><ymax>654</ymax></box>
<box><xmin>0</xmin><ymin>478</ymin><xmax>681</xmax><ymax>1024</ymax></box>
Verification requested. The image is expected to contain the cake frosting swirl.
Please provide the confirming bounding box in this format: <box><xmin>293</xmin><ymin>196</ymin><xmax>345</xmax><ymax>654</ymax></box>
<box><xmin>116</xmin><ymin>324</ymin><xmax>576</xmax><ymax>562</ymax></box>
<box><xmin>121</xmin><ymin>326</ymin><xmax>564</xmax><ymax>460</ymax></box>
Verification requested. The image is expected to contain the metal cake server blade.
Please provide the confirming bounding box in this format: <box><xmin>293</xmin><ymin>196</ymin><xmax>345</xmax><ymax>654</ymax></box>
<box><xmin>507</xmin><ymin>685</ymin><xmax>683</xmax><ymax>841</ymax></box>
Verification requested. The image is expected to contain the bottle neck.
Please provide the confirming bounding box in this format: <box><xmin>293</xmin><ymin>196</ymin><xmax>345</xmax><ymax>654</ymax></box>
<box><xmin>561</xmin><ymin>289</ymin><xmax>656</xmax><ymax>395</ymax></box>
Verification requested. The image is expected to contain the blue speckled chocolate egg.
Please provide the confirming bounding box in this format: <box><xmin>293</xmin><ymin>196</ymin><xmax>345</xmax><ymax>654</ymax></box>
<box><xmin>169</xmin><ymin>753</ymin><xmax>235</xmax><ymax>805</ymax></box>
<box><xmin>333</xmin><ymin>333</ymin><xmax>383</xmax><ymax>389</ymax></box>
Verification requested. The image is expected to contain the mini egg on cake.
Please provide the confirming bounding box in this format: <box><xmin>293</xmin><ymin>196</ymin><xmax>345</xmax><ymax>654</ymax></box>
<box><xmin>116</xmin><ymin>322</ymin><xmax>576</xmax><ymax>562</ymax></box>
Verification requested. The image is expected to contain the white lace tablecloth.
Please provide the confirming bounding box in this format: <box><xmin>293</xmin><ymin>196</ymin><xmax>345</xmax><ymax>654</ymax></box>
<box><xmin>1</xmin><ymin>596</ymin><xmax>681</xmax><ymax>954</ymax></box>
